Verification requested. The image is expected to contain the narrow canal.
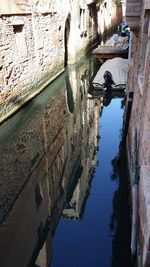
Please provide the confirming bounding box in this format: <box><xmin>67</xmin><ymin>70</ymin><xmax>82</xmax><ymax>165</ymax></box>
<box><xmin>0</xmin><ymin>52</ymin><xmax>132</xmax><ymax>267</ymax></box>
<box><xmin>50</xmin><ymin>99</ymin><xmax>132</xmax><ymax>267</ymax></box>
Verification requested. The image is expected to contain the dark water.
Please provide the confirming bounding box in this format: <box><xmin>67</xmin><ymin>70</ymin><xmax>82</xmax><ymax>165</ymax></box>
<box><xmin>50</xmin><ymin>99</ymin><xmax>132</xmax><ymax>267</ymax></box>
<box><xmin>0</xmin><ymin>52</ymin><xmax>132</xmax><ymax>267</ymax></box>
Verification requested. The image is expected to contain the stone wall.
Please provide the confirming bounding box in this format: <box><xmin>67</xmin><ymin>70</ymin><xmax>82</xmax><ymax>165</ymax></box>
<box><xmin>125</xmin><ymin>0</ymin><xmax>150</xmax><ymax>265</ymax></box>
<box><xmin>0</xmin><ymin>11</ymin><xmax>65</xmax><ymax>123</ymax></box>
<box><xmin>97</xmin><ymin>1</ymin><xmax>122</xmax><ymax>37</ymax></box>
<box><xmin>0</xmin><ymin>0</ymin><xmax>121</xmax><ymax>124</ymax></box>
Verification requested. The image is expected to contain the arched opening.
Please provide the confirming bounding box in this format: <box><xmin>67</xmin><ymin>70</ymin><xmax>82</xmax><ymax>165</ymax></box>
<box><xmin>64</xmin><ymin>14</ymin><xmax>71</xmax><ymax>67</ymax></box>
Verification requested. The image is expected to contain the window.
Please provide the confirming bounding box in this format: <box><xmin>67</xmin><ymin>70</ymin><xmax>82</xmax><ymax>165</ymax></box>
<box><xmin>13</xmin><ymin>24</ymin><xmax>27</xmax><ymax>59</ymax></box>
<box><xmin>79</xmin><ymin>8</ymin><xmax>86</xmax><ymax>33</ymax></box>
<box><xmin>13</xmin><ymin>24</ymin><xmax>23</xmax><ymax>34</ymax></box>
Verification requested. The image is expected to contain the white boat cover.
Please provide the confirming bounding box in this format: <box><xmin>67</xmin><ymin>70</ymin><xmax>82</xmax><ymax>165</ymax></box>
<box><xmin>93</xmin><ymin>57</ymin><xmax>128</xmax><ymax>87</ymax></box>
<box><xmin>105</xmin><ymin>34</ymin><xmax>129</xmax><ymax>47</ymax></box>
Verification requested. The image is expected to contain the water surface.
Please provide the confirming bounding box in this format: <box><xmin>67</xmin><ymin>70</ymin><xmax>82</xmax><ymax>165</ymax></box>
<box><xmin>0</xmin><ymin>52</ymin><xmax>132</xmax><ymax>267</ymax></box>
<box><xmin>50</xmin><ymin>98</ymin><xmax>132</xmax><ymax>267</ymax></box>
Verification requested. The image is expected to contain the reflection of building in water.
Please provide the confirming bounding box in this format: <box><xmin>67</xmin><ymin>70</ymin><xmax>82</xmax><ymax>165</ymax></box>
<box><xmin>34</xmin><ymin>191</ymin><xmax>65</xmax><ymax>267</ymax></box>
<box><xmin>0</xmin><ymin>53</ymin><xmax>101</xmax><ymax>267</ymax></box>
<box><xmin>0</xmin><ymin>75</ymin><xmax>67</xmax><ymax>267</ymax></box>
<box><xmin>62</xmin><ymin>100</ymin><xmax>100</xmax><ymax>220</ymax></box>
<box><xmin>109</xmin><ymin>150</ymin><xmax>132</xmax><ymax>267</ymax></box>
<box><xmin>88</xmin><ymin>90</ymin><xmax>125</xmax><ymax>108</ymax></box>
<box><xmin>62</xmin><ymin>57</ymin><xmax>101</xmax><ymax>220</ymax></box>
<box><xmin>35</xmin><ymin>55</ymin><xmax>101</xmax><ymax>265</ymax></box>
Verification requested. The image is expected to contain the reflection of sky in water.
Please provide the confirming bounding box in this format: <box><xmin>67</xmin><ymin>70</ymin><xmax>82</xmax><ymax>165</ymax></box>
<box><xmin>50</xmin><ymin>99</ymin><xmax>126</xmax><ymax>267</ymax></box>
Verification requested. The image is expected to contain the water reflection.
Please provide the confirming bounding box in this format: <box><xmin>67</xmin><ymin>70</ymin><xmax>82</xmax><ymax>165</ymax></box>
<box><xmin>49</xmin><ymin>98</ymin><xmax>131</xmax><ymax>267</ymax></box>
<box><xmin>110</xmin><ymin>149</ymin><xmax>133</xmax><ymax>267</ymax></box>
<box><xmin>35</xmin><ymin>57</ymin><xmax>101</xmax><ymax>267</ymax></box>
<box><xmin>0</xmin><ymin>52</ymin><xmax>132</xmax><ymax>267</ymax></box>
<box><xmin>0</xmin><ymin>54</ymin><xmax>101</xmax><ymax>267</ymax></box>
<box><xmin>88</xmin><ymin>88</ymin><xmax>125</xmax><ymax>108</ymax></box>
<box><xmin>0</xmin><ymin>74</ymin><xmax>68</xmax><ymax>267</ymax></box>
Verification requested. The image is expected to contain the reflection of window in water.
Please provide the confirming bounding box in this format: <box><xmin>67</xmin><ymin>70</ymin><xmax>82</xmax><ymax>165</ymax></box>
<box><xmin>35</xmin><ymin>182</ymin><xmax>43</xmax><ymax>208</ymax></box>
<box><xmin>31</xmin><ymin>135</ymin><xmax>40</xmax><ymax>167</ymax></box>
<box><xmin>89</xmin><ymin>9</ymin><xmax>93</xmax><ymax>37</ymax></box>
<box><xmin>65</xmin><ymin>73</ymin><xmax>74</xmax><ymax>113</ymax></box>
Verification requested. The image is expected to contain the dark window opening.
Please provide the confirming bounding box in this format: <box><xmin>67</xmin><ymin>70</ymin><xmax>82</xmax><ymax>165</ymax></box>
<box><xmin>13</xmin><ymin>24</ymin><xmax>24</xmax><ymax>34</ymax></box>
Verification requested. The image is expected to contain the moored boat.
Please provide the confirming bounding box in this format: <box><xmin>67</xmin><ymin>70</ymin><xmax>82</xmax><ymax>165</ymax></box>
<box><xmin>92</xmin><ymin>34</ymin><xmax>129</xmax><ymax>59</ymax></box>
<box><xmin>92</xmin><ymin>57</ymin><xmax>128</xmax><ymax>91</ymax></box>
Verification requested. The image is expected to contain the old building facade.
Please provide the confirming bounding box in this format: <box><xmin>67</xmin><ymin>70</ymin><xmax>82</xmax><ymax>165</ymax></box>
<box><xmin>125</xmin><ymin>0</ymin><xmax>150</xmax><ymax>266</ymax></box>
<box><xmin>0</xmin><ymin>0</ymin><xmax>122</xmax><ymax>124</ymax></box>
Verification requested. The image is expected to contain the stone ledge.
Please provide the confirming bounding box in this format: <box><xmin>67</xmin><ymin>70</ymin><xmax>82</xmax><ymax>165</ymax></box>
<box><xmin>0</xmin><ymin>68</ymin><xmax>65</xmax><ymax>125</ymax></box>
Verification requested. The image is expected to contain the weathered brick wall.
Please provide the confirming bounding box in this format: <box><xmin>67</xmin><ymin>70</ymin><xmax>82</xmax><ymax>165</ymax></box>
<box><xmin>0</xmin><ymin>12</ymin><xmax>64</xmax><ymax>123</ymax></box>
<box><xmin>126</xmin><ymin>0</ymin><xmax>142</xmax><ymax>17</ymax></box>
<box><xmin>138</xmin><ymin>54</ymin><xmax>150</xmax><ymax>266</ymax></box>
<box><xmin>111</xmin><ymin>5</ymin><xmax>122</xmax><ymax>27</ymax></box>
<box><xmin>126</xmin><ymin>0</ymin><xmax>150</xmax><ymax>265</ymax></box>
<box><xmin>126</xmin><ymin>0</ymin><xmax>142</xmax><ymax>30</ymax></box>
<box><xmin>0</xmin><ymin>0</ymin><xmax>121</xmax><ymax>124</ymax></box>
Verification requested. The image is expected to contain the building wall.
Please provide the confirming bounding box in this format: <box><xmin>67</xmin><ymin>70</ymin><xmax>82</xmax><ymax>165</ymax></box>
<box><xmin>0</xmin><ymin>0</ymin><xmax>121</xmax><ymax>124</ymax></box>
<box><xmin>97</xmin><ymin>0</ymin><xmax>122</xmax><ymax>37</ymax></box>
<box><xmin>125</xmin><ymin>1</ymin><xmax>150</xmax><ymax>266</ymax></box>
<box><xmin>0</xmin><ymin>1</ymin><xmax>68</xmax><ymax>124</ymax></box>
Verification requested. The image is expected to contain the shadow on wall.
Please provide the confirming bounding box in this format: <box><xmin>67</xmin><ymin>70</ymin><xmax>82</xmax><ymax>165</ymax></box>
<box><xmin>65</xmin><ymin>67</ymin><xmax>74</xmax><ymax>113</ymax></box>
<box><xmin>64</xmin><ymin>13</ymin><xmax>71</xmax><ymax>67</ymax></box>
